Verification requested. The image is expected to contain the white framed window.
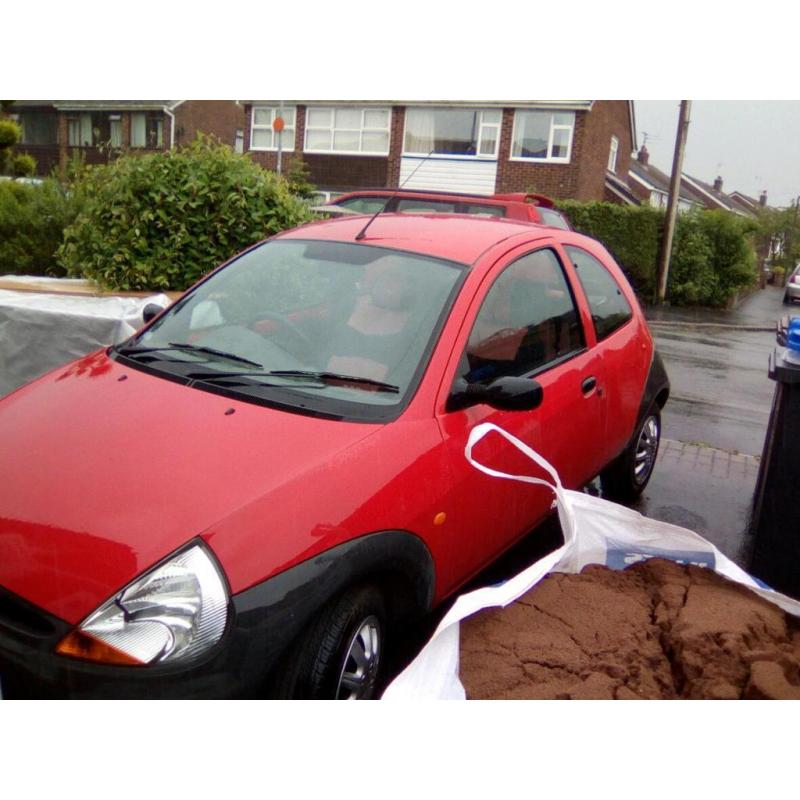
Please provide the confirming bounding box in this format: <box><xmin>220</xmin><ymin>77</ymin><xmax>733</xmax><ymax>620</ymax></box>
<box><xmin>304</xmin><ymin>106</ymin><xmax>390</xmax><ymax>155</ymax></box>
<box><xmin>510</xmin><ymin>110</ymin><xmax>575</xmax><ymax>163</ymax></box>
<box><xmin>608</xmin><ymin>135</ymin><xmax>619</xmax><ymax>173</ymax></box>
<box><xmin>403</xmin><ymin>107</ymin><xmax>500</xmax><ymax>159</ymax></box>
<box><xmin>250</xmin><ymin>106</ymin><xmax>296</xmax><ymax>151</ymax></box>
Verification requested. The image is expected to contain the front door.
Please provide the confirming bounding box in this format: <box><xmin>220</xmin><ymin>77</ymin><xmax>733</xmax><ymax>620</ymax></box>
<box><xmin>435</xmin><ymin>244</ymin><xmax>606</xmax><ymax>595</ymax></box>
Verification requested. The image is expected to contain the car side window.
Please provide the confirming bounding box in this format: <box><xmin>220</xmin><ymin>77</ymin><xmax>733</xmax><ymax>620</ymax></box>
<box><xmin>337</xmin><ymin>197</ymin><xmax>389</xmax><ymax>214</ymax></box>
<box><xmin>395</xmin><ymin>198</ymin><xmax>458</xmax><ymax>213</ymax></box>
<box><xmin>565</xmin><ymin>245</ymin><xmax>633</xmax><ymax>341</ymax></box>
<box><xmin>534</xmin><ymin>207</ymin><xmax>570</xmax><ymax>230</ymax></box>
<box><xmin>459</xmin><ymin>203</ymin><xmax>506</xmax><ymax>218</ymax></box>
<box><xmin>458</xmin><ymin>248</ymin><xmax>585</xmax><ymax>384</ymax></box>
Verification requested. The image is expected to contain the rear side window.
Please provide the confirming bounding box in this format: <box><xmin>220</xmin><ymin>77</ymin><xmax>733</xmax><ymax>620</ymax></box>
<box><xmin>460</xmin><ymin>247</ymin><xmax>584</xmax><ymax>383</ymax></box>
<box><xmin>534</xmin><ymin>207</ymin><xmax>570</xmax><ymax>230</ymax></box>
<box><xmin>566</xmin><ymin>245</ymin><xmax>633</xmax><ymax>340</ymax></box>
<box><xmin>336</xmin><ymin>196</ymin><xmax>389</xmax><ymax>214</ymax></box>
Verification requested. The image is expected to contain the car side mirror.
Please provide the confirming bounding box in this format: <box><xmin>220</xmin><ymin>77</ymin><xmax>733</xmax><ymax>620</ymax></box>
<box><xmin>447</xmin><ymin>376</ymin><xmax>543</xmax><ymax>412</ymax></box>
<box><xmin>142</xmin><ymin>303</ymin><xmax>164</xmax><ymax>324</ymax></box>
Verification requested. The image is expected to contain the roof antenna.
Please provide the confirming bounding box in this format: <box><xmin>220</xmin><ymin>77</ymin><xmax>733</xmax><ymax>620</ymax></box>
<box><xmin>355</xmin><ymin>149</ymin><xmax>435</xmax><ymax>241</ymax></box>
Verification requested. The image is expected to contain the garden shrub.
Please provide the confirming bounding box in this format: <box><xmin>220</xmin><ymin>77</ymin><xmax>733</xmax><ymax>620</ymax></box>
<box><xmin>58</xmin><ymin>135</ymin><xmax>315</xmax><ymax>292</ymax></box>
<box><xmin>11</xmin><ymin>153</ymin><xmax>36</xmax><ymax>177</ymax></box>
<box><xmin>0</xmin><ymin>179</ymin><xmax>80</xmax><ymax>277</ymax></box>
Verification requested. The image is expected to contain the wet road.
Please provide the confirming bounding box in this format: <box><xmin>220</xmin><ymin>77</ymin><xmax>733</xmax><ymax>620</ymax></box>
<box><xmin>653</xmin><ymin>326</ymin><xmax>774</xmax><ymax>455</ymax></box>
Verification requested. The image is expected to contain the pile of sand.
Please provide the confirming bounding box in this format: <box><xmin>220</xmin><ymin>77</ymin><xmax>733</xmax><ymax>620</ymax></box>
<box><xmin>460</xmin><ymin>559</ymin><xmax>800</xmax><ymax>700</ymax></box>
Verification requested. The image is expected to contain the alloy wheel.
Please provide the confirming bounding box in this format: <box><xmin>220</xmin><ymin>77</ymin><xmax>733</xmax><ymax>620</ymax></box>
<box><xmin>633</xmin><ymin>416</ymin><xmax>659</xmax><ymax>486</ymax></box>
<box><xmin>336</xmin><ymin>615</ymin><xmax>381</xmax><ymax>700</ymax></box>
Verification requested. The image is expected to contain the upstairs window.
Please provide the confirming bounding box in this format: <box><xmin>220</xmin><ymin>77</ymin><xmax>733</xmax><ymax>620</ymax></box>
<box><xmin>608</xmin><ymin>135</ymin><xmax>619</xmax><ymax>173</ymax></box>
<box><xmin>250</xmin><ymin>106</ymin><xmax>296</xmax><ymax>151</ymax></box>
<box><xmin>304</xmin><ymin>106</ymin><xmax>390</xmax><ymax>155</ymax></box>
<box><xmin>403</xmin><ymin>107</ymin><xmax>501</xmax><ymax>158</ymax></box>
<box><xmin>511</xmin><ymin>110</ymin><xmax>575</xmax><ymax>163</ymax></box>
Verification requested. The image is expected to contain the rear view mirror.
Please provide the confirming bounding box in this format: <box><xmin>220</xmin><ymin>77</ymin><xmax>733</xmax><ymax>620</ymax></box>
<box><xmin>447</xmin><ymin>376</ymin><xmax>543</xmax><ymax>413</ymax></box>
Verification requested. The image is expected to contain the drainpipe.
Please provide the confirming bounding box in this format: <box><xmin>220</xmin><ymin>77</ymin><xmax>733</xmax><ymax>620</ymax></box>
<box><xmin>163</xmin><ymin>103</ymin><xmax>178</xmax><ymax>149</ymax></box>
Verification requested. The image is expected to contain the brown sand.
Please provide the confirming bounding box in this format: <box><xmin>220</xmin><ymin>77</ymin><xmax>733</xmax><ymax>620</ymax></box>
<box><xmin>459</xmin><ymin>559</ymin><xmax>800</xmax><ymax>700</ymax></box>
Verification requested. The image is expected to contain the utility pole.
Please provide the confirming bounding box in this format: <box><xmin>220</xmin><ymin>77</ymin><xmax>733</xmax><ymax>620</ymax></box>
<box><xmin>656</xmin><ymin>100</ymin><xmax>692</xmax><ymax>304</ymax></box>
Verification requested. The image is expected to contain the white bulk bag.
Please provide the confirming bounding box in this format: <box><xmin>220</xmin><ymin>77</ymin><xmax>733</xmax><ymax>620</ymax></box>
<box><xmin>383</xmin><ymin>422</ymin><xmax>800</xmax><ymax>700</ymax></box>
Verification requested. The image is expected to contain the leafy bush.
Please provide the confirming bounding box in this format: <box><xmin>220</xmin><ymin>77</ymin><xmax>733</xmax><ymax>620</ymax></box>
<box><xmin>0</xmin><ymin>118</ymin><xmax>22</xmax><ymax>174</ymax></box>
<box><xmin>667</xmin><ymin>211</ymin><xmax>716</xmax><ymax>305</ymax></box>
<box><xmin>0</xmin><ymin>118</ymin><xmax>20</xmax><ymax>149</ymax></box>
<box><xmin>697</xmin><ymin>210</ymin><xmax>758</xmax><ymax>303</ymax></box>
<box><xmin>0</xmin><ymin>179</ymin><xmax>80</xmax><ymax>277</ymax></box>
<box><xmin>59</xmin><ymin>135</ymin><xmax>315</xmax><ymax>291</ymax></box>
<box><xmin>11</xmin><ymin>153</ymin><xmax>36</xmax><ymax>177</ymax></box>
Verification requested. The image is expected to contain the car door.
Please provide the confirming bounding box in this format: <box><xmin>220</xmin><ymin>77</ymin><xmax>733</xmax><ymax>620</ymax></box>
<box><xmin>434</xmin><ymin>242</ymin><xmax>607</xmax><ymax>595</ymax></box>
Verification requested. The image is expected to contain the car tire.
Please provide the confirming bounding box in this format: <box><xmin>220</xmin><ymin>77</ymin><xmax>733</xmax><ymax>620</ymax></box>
<box><xmin>784</xmin><ymin>292</ymin><xmax>792</xmax><ymax>305</ymax></box>
<box><xmin>600</xmin><ymin>407</ymin><xmax>661</xmax><ymax>503</ymax></box>
<box><xmin>270</xmin><ymin>584</ymin><xmax>386</xmax><ymax>700</ymax></box>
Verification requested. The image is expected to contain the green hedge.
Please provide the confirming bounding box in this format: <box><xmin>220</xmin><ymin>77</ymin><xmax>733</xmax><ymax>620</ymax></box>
<box><xmin>0</xmin><ymin>179</ymin><xmax>80</xmax><ymax>277</ymax></box>
<box><xmin>556</xmin><ymin>201</ymin><xmax>758</xmax><ymax>306</ymax></box>
<box><xmin>58</xmin><ymin>136</ymin><xmax>315</xmax><ymax>292</ymax></box>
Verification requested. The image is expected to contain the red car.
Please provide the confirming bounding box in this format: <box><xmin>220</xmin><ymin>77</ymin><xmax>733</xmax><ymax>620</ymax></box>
<box><xmin>0</xmin><ymin>213</ymin><xmax>668</xmax><ymax>699</ymax></box>
<box><xmin>325</xmin><ymin>189</ymin><xmax>572</xmax><ymax>229</ymax></box>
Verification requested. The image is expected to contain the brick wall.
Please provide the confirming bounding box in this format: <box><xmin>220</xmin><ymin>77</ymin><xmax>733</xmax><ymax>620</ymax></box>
<box><xmin>575</xmin><ymin>100</ymin><xmax>634</xmax><ymax>201</ymax></box>
<box><xmin>174</xmin><ymin>101</ymin><xmax>245</xmax><ymax>148</ymax></box>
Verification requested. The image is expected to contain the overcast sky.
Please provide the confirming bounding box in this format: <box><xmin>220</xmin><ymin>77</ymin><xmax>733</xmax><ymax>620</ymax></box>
<box><xmin>634</xmin><ymin>101</ymin><xmax>800</xmax><ymax>208</ymax></box>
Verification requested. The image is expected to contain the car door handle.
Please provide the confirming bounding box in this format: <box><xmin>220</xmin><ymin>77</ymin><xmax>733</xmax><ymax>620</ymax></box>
<box><xmin>581</xmin><ymin>376</ymin><xmax>597</xmax><ymax>395</ymax></box>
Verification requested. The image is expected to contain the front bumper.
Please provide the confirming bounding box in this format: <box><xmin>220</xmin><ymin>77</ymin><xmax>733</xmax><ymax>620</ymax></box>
<box><xmin>0</xmin><ymin>584</ymin><xmax>298</xmax><ymax>699</ymax></box>
<box><xmin>786</xmin><ymin>281</ymin><xmax>800</xmax><ymax>301</ymax></box>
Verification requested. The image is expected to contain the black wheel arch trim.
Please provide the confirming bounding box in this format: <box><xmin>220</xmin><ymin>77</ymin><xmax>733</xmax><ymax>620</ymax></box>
<box><xmin>232</xmin><ymin>529</ymin><xmax>436</xmax><ymax>684</ymax></box>
<box><xmin>635</xmin><ymin>348</ymin><xmax>670</xmax><ymax>429</ymax></box>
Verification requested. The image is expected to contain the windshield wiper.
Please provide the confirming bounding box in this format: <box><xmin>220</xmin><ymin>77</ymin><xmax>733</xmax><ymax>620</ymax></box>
<box><xmin>116</xmin><ymin>342</ymin><xmax>262</xmax><ymax>368</ymax></box>
<box><xmin>185</xmin><ymin>369</ymin><xmax>400</xmax><ymax>394</ymax></box>
<box><xmin>266</xmin><ymin>369</ymin><xmax>399</xmax><ymax>393</ymax></box>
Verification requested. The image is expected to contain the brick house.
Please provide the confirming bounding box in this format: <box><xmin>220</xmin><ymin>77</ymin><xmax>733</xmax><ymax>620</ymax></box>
<box><xmin>9</xmin><ymin>101</ymin><xmax>245</xmax><ymax>176</ymax></box>
<box><xmin>241</xmin><ymin>101</ymin><xmax>636</xmax><ymax>200</ymax></box>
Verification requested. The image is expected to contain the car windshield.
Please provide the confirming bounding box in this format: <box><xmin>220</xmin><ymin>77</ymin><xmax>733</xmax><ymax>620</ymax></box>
<box><xmin>119</xmin><ymin>239</ymin><xmax>465</xmax><ymax>421</ymax></box>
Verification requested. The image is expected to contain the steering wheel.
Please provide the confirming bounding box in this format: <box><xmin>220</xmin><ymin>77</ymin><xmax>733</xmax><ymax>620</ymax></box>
<box><xmin>255</xmin><ymin>310</ymin><xmax>317</xmax><ymax>360</ymax></box>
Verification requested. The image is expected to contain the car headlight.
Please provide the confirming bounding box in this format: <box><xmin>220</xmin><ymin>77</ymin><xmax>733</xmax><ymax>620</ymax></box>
<box><xmin>56</xmin><ymin>543</ymin><xmax>229</xmax><ymax>666</ymax></box>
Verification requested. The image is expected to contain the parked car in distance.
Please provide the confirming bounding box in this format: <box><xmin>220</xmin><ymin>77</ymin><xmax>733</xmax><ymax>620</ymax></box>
<box><xmin>784</xmin><ymin>265</ymin><xmax>800</xmax><ymax>304</ymax></box>
<box><xmin>324</xmin><ymin>189</ymin><xmax>572</xmax><ymax>230</ymax></box>
<box><xmin>0</xmin><ymin>213</ymin><xmax>668</xmax><ymax>699</ymax></box>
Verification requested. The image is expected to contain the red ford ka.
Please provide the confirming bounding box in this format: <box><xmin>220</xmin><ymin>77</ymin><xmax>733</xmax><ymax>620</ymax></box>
<box><xmin>0</xmin><ymin>213</ymin><xmax>668</xmax><ymax>699</ymax></box>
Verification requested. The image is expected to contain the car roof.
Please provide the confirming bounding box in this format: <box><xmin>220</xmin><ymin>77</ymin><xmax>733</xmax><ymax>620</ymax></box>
<box><xmin>277</xmin><ymin>213</ymin><xmax>553</xmax><ymax>265</ymax></box>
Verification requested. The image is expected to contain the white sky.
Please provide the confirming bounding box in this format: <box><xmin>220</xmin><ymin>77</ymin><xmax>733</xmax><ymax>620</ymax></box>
<box><xmin>634</xmin><ymin>101</ymin><xmax>800</xmax><ymax>208</ymax></box>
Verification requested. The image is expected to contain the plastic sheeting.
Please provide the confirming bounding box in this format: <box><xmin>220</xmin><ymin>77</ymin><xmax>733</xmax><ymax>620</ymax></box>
<box><xmin>0</xmin><ymin>280</ymin><xmax>170</xmax><ymax>397</ymax></box>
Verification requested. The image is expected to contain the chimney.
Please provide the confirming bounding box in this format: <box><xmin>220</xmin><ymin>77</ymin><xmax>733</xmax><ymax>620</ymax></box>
<box><xmin>637</xmin><ymin>145</ymin><xmax>649</xmax><ymax>165</ymax></box>
<box><xmin>760</xmin><ymin>191</ymin><xmax>768</xmax><ymax>207</ymax></box>
<box><xmin>714</xmin><ymin>176</ymin><xmax>723</xmax><ymax>192</ymax></box>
